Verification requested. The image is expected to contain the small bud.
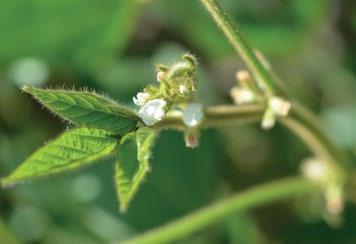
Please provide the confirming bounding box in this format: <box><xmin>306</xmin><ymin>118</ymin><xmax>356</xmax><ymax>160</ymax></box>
<box><xmin>235</xmin><ymin>70</ymin><xmax>251</xmax><ymax>87</ymax></box>
<box><xmin>269</xmin><ymin>96</ymin><xmax>291</xmax><ymax>117</ymax></box>
<box><xmin>157</xmin><ymin>71</ymin><xmax>167</xmax><ymax>82</ymax></box>
<box><xmin>261</xmin><ymin>108</ymin><xmax>275</xmax><ymax>130</ymax></box>
<box><xmin>230</xmin><ymin>87</ymin><xmax>255</xmax><ymax>104</ymax></box>
<box><xmin>184</xmin><ymin>130</ymin><xmax>200</xmax><ymax>148</ymax></box>
<box><xmin>300</xmin><ymin>158</ymin><xmax>327</xmax><ymax>182</ymax></box>
<box><xmin>326</xmin><ymin>185</ymin><xmax>344</xmax><ymax>215</ymax></box>
<box><xmin>133</xmin><ymin>92</ymin><xmax>150</xmax><ymax>106</ymax></box>
<box><xmin>179</xmin><ymin>84</ymin><xmax>189</xmax><ymax>94</ymax></box>
<box><xmin>182</xmin><ymin>103</ymin><xmax>204</xmax><ymax>127</ymax></box>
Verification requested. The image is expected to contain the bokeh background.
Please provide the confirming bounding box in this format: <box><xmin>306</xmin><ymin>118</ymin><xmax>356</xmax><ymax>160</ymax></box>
<box><xmin>0</xmin><ymin>0</ymin><xmax>355</xmax><ymax>243</ymax></box>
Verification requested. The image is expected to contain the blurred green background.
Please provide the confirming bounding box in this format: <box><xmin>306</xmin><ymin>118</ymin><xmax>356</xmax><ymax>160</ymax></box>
<box><xmin>0</xmin><ymin>0</ymin><xmax>355</xmax><ymax>243</ymax></box>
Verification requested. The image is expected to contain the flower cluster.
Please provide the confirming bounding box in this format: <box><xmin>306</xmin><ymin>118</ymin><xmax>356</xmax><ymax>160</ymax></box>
<box><xmin>133</xmin><ymin>54</ymin><xmax>204</xmax><ymax>129</ymax></box>
<box><xmin>261</xmin><ymin>96</ymin><xmax>291</xmax><ymax>130</ymax></box>
<box><xmin>300</xmin><ymin>157</ymin><xmax>345</xmax><ymax>222</ymax></box>
<box><xmin>230</xmin><ymin>69</ymin><xmax>291</xmax><ymax>130</ymax></box>
<box><xmin>230</xmin><ymin>70</ymin><xmax>259</xmax><ymax>105</ymax></box>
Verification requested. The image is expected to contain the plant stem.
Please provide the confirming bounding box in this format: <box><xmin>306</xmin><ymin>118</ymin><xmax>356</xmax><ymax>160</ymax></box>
<box><xmin>198</xmin><ymin>0</ymin><xmax>349</xmax><ymax>174</ymax></box>
<box><xmin>125</xmin><ymin>1</ymin><xmax>350</xmax><ymax>243</ymax></box>
<box><xmin>156</xmin><ymin>103</ymin><xmax>265</xmax><ymax>130</ymax></box>
<box><xmin>121</xmin><ymin>177</ymin><xmax>319</xmax><ymax>244</ymax></box>
<box><xmin>199</xmin><ymin>0</ymin><xmax>279</xmax><ymax>95</ymax></box>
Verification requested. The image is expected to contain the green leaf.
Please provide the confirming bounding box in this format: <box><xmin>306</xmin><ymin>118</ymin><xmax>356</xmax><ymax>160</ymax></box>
<box><xmin>22</xmin><ymin>86</ymin><xmax>139</xmax><ymax>135</ymax></box>
<box><xmin>115</xmin><ymin>127</ymin><xmax>156</xmax><ymax>212</ymax></box>
<box><xmin>1</xmin><ymin>127</ymin><xmax>119</xmax><ymax>187</ymax></box>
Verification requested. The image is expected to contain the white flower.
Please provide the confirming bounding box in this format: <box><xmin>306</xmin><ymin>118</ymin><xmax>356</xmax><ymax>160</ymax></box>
<box><xmin>179</xmin><ymin>85</ymin><xmax>188</xmax><ymax>94</ymax></box>
<box><xmin>138</xmin><ymin>99</ymin><xmax>167</xmax><ymax>126</ymax></box>
<box><xmin>269</xmin><ymin>97</ymin><xmax>291</xmax><ymax>116</ymax></box>
<box><xmin>182</xmin><ymin>103</ymin><xmax>203</xmax><ymax>127</ymax></box>
<box><xmin>133</xmin><ymin>92</ymin><xmax>149</xmax><ymax>106</ymax></box>
<box><xmin>230</xmin><ymin>87</ymin><xmax>255</xmax><ymax>104</ymax></box>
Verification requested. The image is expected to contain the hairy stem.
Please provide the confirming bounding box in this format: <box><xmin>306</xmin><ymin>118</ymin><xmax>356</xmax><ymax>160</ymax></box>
<box><xmin>122</xmin><ymin>177</ymin><xmax>319</xmax><ymax>244</ymax></box>
<box><xmin>199</xmin><ymin>0</ymin><xmax>280</xmax><ymax>94</ymax></box>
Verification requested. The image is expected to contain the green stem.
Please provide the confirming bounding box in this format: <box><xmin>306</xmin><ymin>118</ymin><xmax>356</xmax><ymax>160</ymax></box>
<box><xmin>199</xmin><ymin>0</ymin><xmax>279</xmax><ymax>95</ymax></box>
<box><xmin>198</xmin><ymin>0</ymin><xmax>349</xmax><ymax>174</ymax></box>
<box><xmin>155</xmin><ymin>103</ymin><xmax>265</xmax><ymax>130</ymax></box>
<box><xmin>122</xmin><ymin>177</ymin><xmax>319</xmax><ymax>244</ymax></box>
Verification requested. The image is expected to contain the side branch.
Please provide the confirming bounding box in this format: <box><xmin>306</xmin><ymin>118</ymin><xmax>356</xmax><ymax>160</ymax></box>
<box><xmin>122</xmin><ymin>177</ymin><xmax>319</xmax><ymax>244</ymax></box>
<box><xmin>155</xmin><ymin>103</ymin><xmax>265</xmax><ymax>130</ymax></box>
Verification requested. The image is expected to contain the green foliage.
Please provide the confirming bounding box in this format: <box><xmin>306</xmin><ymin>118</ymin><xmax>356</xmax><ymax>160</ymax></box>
<box><xmin>1</xmin><ymin>128</ymin><xmax>119</xmax><ymax>187</ymax></box>
<box><xmin>115</xmin><ymin>127</ymin><xmax>156</xmax><ymax>212</ymax></box>
<box><xmin>0</xmin><ymin>0</ymin><xmax>140</xmax><ymax>66</ymax></box>
<box><xmin>22</xmin><ymin>86</ymin><xmax>139</xmax><ymax>135</ymax></box>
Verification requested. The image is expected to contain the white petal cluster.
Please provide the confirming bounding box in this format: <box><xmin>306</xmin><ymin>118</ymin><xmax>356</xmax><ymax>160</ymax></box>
<box><xmin>230</xmin><ymin>87</ymin><xmax>255</xmax><ymax>104</ymax></box>
<box><xmin>138</xmin><ymin>99</ymin><xmax>167</xmax><ymax>126</ymax></box>
<box><xmin>133</xmin><ymin>92</ymin><xmax>149</xmax><ymax>106</ymax></box>
<box><xmin>182</xmin><ymin>103</ymin><xmax>203</xmax><ymax>127</ymax></box>
<box><xmin>269</xmin><ymin>97</ymin><xmax>291</xmax><ymax>116</ymax></box>
<box><xmin>261</xmin><ymin>96</ymin><xmax>292</xmax><ymax>130</ymax></box>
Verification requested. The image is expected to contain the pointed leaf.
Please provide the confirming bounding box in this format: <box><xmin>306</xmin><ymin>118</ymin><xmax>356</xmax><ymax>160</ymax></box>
<box><xmin>22</xmin><ymin>86</ymin><xmax>139</xmax><ymax>135</ymax></box>
<box><xmin>1</xmin><ymin>128</ymin><xmax>119</xmax><ymax>187</ymax></box>
<box><xmin>115</xmin><ymin>127</ymin><xmax>156</xmax><ymax>212</ymax></box>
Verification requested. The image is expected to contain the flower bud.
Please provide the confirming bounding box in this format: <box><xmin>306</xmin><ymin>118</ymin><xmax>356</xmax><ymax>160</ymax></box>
<box><xmin>157</xmin><ymin>71</ymin><xmax>167</xmax><ymax>82</ymax></box>
<box><xmin>230</xmin><ymin>87</ymin><xmax>255</xmax><ymax>104</ymax></box>
<box><xmin>269</xmin><ymin>97</ymin><xmax>291</xmax><ymax>117</ymax></box>
<box><xmin>261</xmin><ymin>108</ymin><xmax>275</xmax><ymax>130</ymax></box>
<box><xmin>326</xmin><ymin>185</ymin><xmax>344</xmax><ymax>215</ymax></box>
<box><xmin>179</xmin><ymin>85</ymin><xmax>189</xmax><ymax>95</ymax></box>
<box><xmin>235</xmin><ymin>70</ymin><xmax>251</xmax><ymax>87</ymax></box>
<box><xmin>133</xmin><ymin>92</ymin><xmax>149</xmax><ymax>106</ymax></box>
<box><xmin>184</xmin><ymin>129</ymin><xmax>200</xmax><ymax>148</ymax></box>
<box><xmin>182</xmin><ymin>103</ymin><xmax>204</xmax><ymax>127</ymax></box>
<box><xmin>300</xmin><ymin>158</ymin><xmax>327</xmax><ymax>182</ymax></box>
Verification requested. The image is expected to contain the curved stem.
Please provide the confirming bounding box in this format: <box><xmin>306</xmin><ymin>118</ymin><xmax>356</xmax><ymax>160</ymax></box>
<box><xmin>121</xmin><ymin>177</ymin><xmax>319</xmax><ymax>244</ymax></box>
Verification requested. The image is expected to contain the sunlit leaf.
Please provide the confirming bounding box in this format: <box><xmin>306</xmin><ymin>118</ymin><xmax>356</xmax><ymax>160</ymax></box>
<box><xmin>1</xmin><ymin>127</ymin><xmax>119</xmax><ymax>187</ymax></box>
<box><xmin>23</xmin><ymin>86</ymin><xmax>139</xmax><ymax>135</ymax></box>
<box><xmin>115</xmin><ymin>127</ymin><xmax>156</xmax><ymax>212</ymax></box>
